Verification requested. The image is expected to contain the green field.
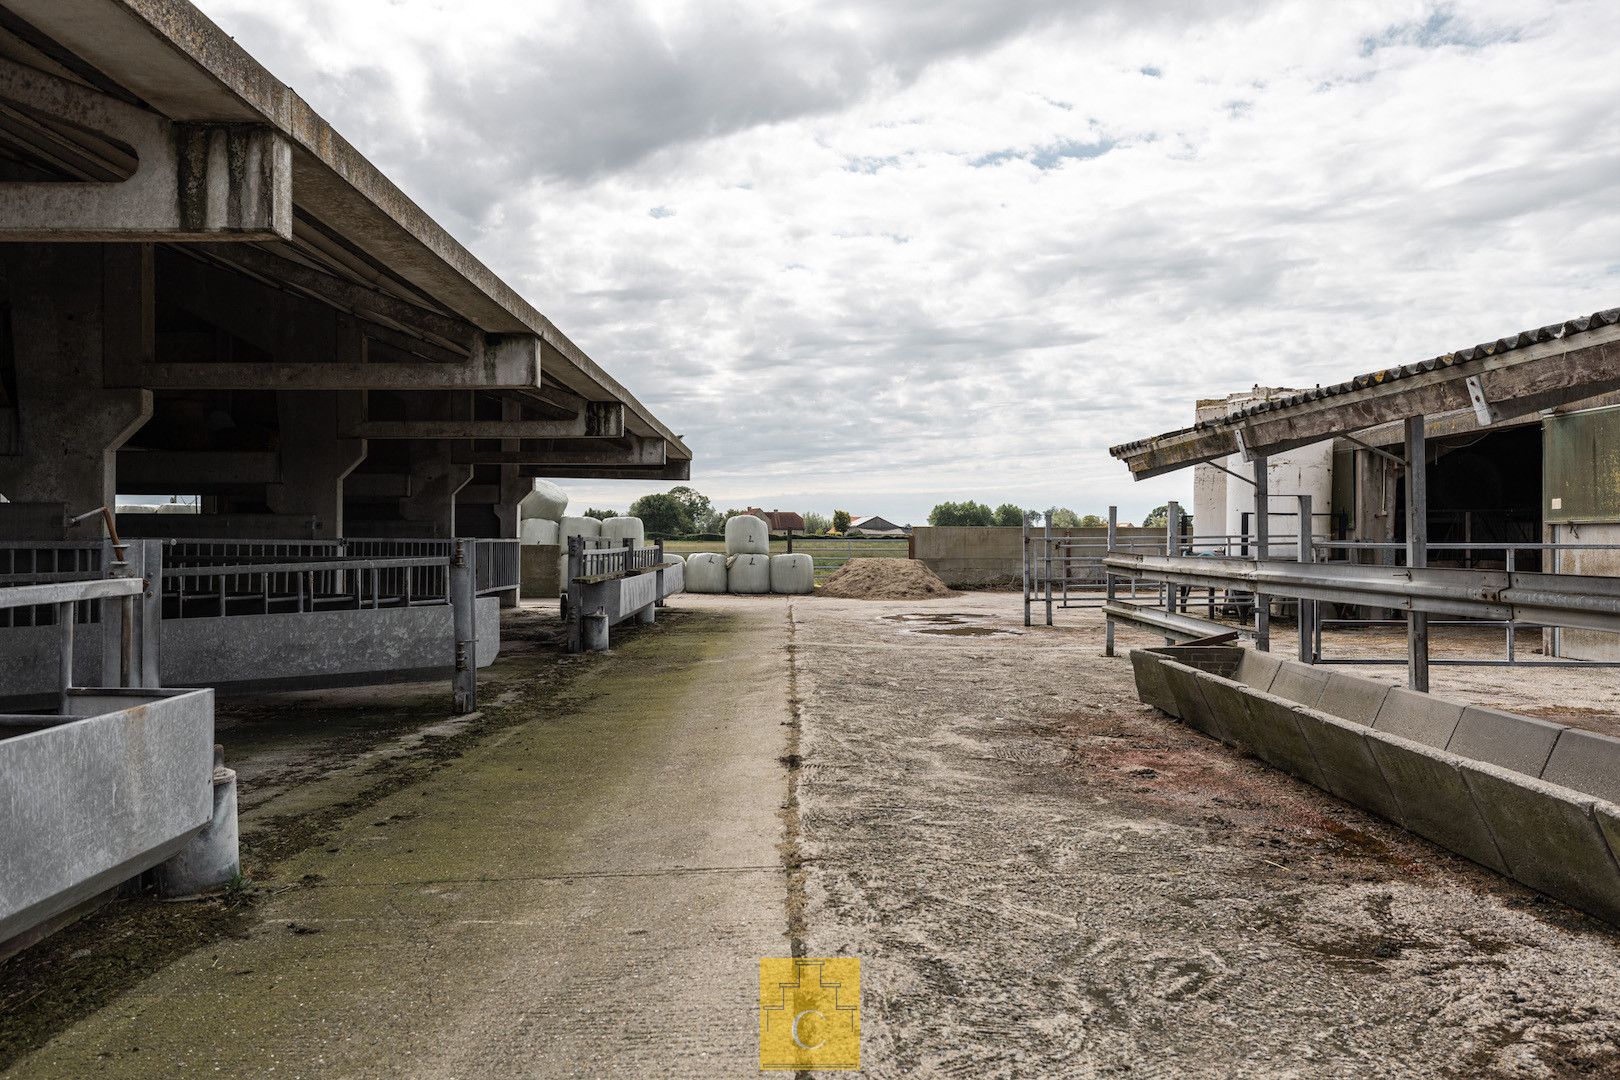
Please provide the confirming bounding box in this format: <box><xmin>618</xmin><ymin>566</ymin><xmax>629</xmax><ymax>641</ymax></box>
<box><xmin>660</xmin><ymin>537</ymin><xmax>909</xmax><ymax>577</ymax></box>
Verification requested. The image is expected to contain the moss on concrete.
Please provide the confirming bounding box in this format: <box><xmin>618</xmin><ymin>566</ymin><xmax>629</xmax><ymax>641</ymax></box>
<box><xmin>0</xmin><ymin>604</ymin><xmax>744</xmax><ymax>1073</ymax></box>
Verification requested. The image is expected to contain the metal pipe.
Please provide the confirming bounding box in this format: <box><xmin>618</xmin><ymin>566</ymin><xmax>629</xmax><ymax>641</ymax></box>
<box><xmin>58</xmin><ymin>600</ymin><xmax>74</xmax><ymax>714</ymax></box>
<box><xmin>1405</xmin><ymin>415</ymin><xmax>1429</xmax><ymax>691</ymax></box>
<box><xmin>1253</xmin><ymin>454</ymin><xmax>1270</xmax><ymax>652</ymax></box>
<box><xmin>1296</xmin><ymin>494</ymin><xmax>1314</xmax><ymax>664</ymax></box>
<box><xmin>1044</xmin><ymin>508</ymin><xmax>1053</xmax><ymax>627</ymax></box>
<box><xmin>1104</xmin><ymin>506</ymin><xmax>1117</xmax><ymax>656</ymax></box>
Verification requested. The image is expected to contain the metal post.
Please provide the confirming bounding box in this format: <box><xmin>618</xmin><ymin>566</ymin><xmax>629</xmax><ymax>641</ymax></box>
<box><xmin>1505</xmin><ymin>546</ymin><xmax>1516</xmax><ymax>662</ymax></box>
<box><xmin>1165</xmin><ymin>500</ymin><xmax>1181</xmax><ymax>617</ymax></box>
<box><xmin>137</xmin><ymin>539</ymin><xmax>161</xmax><ymax>689</ymax></box>
<box><xmin>1022</xmin><ymin>511</ymin><xmax>1032</xmax><ymax>627</ymax></box>
<box><xmin>1297</xmin><ymin>494</ymin><xmax>1313</xmax><ymax>664</ymax></box>
<box><xmin>451</xmin><ymin>538</ymin><xmax>477</xmax><ymax>714</ymax></box>
<box><xmin>1253</xmin><ymin>454</ymin><xmax>1270</xmax><ymax>652</ymax></box>
<box><xmin>656</xmin><ymin>538</ymin><xmax>667</xmax><ymax>608</ymax></box>
<box><xmin>1105</xmin><ymin>506</ymin><xmax>1118</xmax><ymax>657</ymax></box>
<box><xmin>1405</xmin><ymin>416</ymin><xmax>1429</xmax><ymax>691</ymax></box>
<box><xmin>565</xmin><ymin>535</ymin><xmax>583</xmax><ymax>651</ymax></box>
<box><xmin>58</xmin><ymin>600</ymin><xmax>74</xmax><ymax>714</ymax></box>
<box><xmin>1044</xmin><ymin>508</ymin><xmax>1054</xmax><ymax>627</ymax></box>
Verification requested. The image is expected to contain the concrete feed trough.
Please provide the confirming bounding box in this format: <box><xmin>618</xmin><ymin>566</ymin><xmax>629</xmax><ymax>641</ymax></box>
<box><xmin>1128</xmin><ymin>646</ymin><xmax>1620</xmax><ymax>926</ymax></box>
<box><xmin>1</xmin><ymin>689</ymin><xmax>218</xmax><ymax>948</ymax></box>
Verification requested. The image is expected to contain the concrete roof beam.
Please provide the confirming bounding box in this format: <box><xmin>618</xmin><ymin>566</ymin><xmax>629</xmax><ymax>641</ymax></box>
<box><xmin>451</xmin><ymin>436</ymin><xmax>666</xmax><ymax>468</ymax></box>
<box><xmin>341</xmin><ymin>401</ymin><xmax>625</xmax><ymax>440</ymax></box>
<box><xmin>0</xmin><ymin>57</ymin><xmax>291</xmax><ymax>241</ymax></box>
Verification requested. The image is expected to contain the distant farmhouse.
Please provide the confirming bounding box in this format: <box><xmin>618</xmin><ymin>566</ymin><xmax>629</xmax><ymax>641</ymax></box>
<box><xmin>745</xmin><ymin>508</ymin><xmax>806</xmax><ymax>534</ymax></box>
<box><xmin>846</xmin><ymin>515</ymin><xmax>908</xmax><ymax>537</ymax></box>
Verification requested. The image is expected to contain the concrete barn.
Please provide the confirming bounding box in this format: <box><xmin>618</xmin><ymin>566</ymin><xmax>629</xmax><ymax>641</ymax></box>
<box><xmin>0</xmin><ymin>0</ymin><xmax>688</xmax><ymax>958</ymax></box>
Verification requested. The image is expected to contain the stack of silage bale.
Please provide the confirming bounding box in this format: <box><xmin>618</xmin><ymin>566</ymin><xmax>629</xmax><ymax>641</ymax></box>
<box><xmin>517</xmin><ymin>480</ymin><xmax>568</xmax><ymax>596</ymax></box>
<box><xmin>725</xmin><ymin>515</ymin><xmax>771</xmax><ymax>594</ymax></box>
<box><xmin>683</xmin><ymin>515</ymin><xmax>814</xmax><ymax>595</ymax></box>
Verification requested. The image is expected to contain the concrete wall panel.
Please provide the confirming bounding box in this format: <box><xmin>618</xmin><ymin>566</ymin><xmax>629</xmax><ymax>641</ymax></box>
<box><xmin>1239</xmin><ymin>692</ymin><xmax>1329</xmax><ymax>789</ymax></box>
<box><xmin>1233</xmin><ymin>650</ymin><xmax>1283</xmax><ymax>693</ymax></box>
<box><xmin>1373</xmin><ymin>689</ymin><xmax>1464</xmax><ymax>749</ymax></box>
<box><xmin>1461</xmin><ymin>763</ymin><xmax>1620</xmax><ymax>925</ymax></box>
<box><xmin>1542</xmin><ymin>729</ymin><xmax>1620</xmax><ymax>804</ymax></box>
<box><xmin>1</xmin><ymin>689</ymin><xmax>214</xmax><ymax>944</ymax></box>
<box><xmin>1447</xmin><ymin>707</ymin><xmax>1562</xmax><ymax>777</ymax></box>
<box><xmin>1269</xmin><ymin>661</ymin><xmax>1329</xmax><ymax>708</ymax></box>
<box><xmin>1365</xmin><ymin>733</ymin><xmax>1509</xmax><ymax>874</ymax></box>
<box><xmin>1293</xmin><ymin>710</ymin><xmax>1406</xmax><ymax>827</ymax></box>
<box><xmin>1189</xmin><ymin>670</ymin><xmax>1248</xmax><ymax>746</ymax></box>
<box><xmin>1128</xmin><ymin>650</ymin><xmax>1178</xmax><ymax>716</ymax></box>
<box><xmin>1316</xmin><ymin>673</ymin><xmax>1395</xmax><ymax>726</ymax></box>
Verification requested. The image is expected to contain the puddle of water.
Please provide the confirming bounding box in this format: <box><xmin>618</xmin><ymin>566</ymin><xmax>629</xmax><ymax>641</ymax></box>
<box><xmin>883</xmin><ymin>613</ymin><xmax>986</xmax><ymax>625</ymax></box>
<box><xmin>910</xmin><ymin>626</ymin><xmax>1021</xmax><ymax>638</ymax></box>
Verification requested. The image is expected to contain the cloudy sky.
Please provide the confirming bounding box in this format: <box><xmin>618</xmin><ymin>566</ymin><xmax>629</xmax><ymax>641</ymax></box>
<box><xmin>196</xmin><ymin>0</ymin><xmax>1620</xmax><ymax>524</ymax></box>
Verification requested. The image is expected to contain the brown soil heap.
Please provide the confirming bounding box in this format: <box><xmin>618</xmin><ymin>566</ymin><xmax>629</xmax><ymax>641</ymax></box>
<box><xmin>817</xmin><ymin>558</ymin><xmax>955</xmax><ymax>600</ymax></box>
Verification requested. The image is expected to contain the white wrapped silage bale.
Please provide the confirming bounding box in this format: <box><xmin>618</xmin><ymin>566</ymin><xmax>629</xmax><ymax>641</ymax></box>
<box><xmin>770</xmin><ymin>553</ymin><xmax>815</xmax><ymax>594</ymax></box>
<box><xmin>520</xmin><ymin>518</ymin><xmax>560</xmax><ymax>546</ymax></box>
<box><xmin>519</xmin><ymin>480</ymin><xmax>568</xmax><ymax>522</ymax></box>
<box><xmin>661</xmin><ymin>553</ymin><xmax>684</xmax><ymax>566</ymax></box>
<box><xmin>725</xmin><ymin>514</ymin><xmax>769</xmax><ymax>556</ymax></box>
<box><xmin>560</xmin><ymin>516</ymin><xmax>603</xmax><ymax>541</ymax></box>
<box><xmin>601</xmin><ymin>516</ymin><xmax>646</xmax><ymax>546</ymax></box>
<box><xmin>685</xmin><ymin>552</ymin><xmax>727</xmax><ymax>593</ymax></box>
<box><xmin>727</xmin><ymin>553</ymin><xmax>771</xmax><ymax>594</ymax></box>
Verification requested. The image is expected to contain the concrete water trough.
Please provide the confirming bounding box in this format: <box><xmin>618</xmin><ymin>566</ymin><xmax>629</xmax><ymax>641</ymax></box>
<box><xmin>1</xmin><ymin>687</ymin><xmax>223</xmax><ymax>954</ymax></box>
<box><xmin>1130</xmin><ymin>645</ymin><xmax>1620</xmax><ymax>925</ymax></box>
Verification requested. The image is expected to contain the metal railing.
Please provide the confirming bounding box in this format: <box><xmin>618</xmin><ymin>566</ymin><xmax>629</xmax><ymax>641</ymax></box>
<box><xmin>0</xmin><ymin>574</ymin><xmax>148</xmax><ymax>712</ymax></box>
<box><xmin>0</xmin><ymin>536</ymin><xmax>511</xmax><ymax>714</ymax></box>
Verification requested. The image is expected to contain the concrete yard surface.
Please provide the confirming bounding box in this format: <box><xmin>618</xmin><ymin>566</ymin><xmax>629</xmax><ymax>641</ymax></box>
<box><xmin>7</xmin><ymin>595</ymin><xmax>1620</xmax><ymax>1077</ymax></box>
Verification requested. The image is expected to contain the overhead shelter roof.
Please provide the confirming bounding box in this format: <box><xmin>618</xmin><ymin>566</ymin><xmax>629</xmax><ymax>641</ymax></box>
<box><xmin>0</xmin><ymin>0</ymin><xmax>689</xmax><ymax>475</ymax></box>
<box><xmin>1109</xmin><ymin>307</ymin><xmax>1620</xmax><ymax>479</ymax></box>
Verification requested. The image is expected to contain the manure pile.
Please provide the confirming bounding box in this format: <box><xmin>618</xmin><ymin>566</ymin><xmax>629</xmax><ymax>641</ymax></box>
<box><xmin>818</xmin><ymin>558</ymin><xmax>955</xmax><ymax>600</ymax></box>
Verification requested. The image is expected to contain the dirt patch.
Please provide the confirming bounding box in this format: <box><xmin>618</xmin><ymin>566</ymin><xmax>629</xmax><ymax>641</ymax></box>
<box><xmin>818</xmin><ymin>558</ymin><xmax>955</xmax><ymax>600</ymax></box>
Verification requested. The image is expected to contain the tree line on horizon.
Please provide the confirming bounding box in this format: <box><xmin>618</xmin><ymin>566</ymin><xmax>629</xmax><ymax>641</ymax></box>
<box><xmin>574</xmin><ymin>487</ymin><xmax>1178</xmax><ymax>537</ymax></box>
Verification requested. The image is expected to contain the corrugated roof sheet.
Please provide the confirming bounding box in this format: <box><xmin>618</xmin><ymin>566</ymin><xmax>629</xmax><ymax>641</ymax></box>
<box><xmin>1109</xmin><ymin>306</ymin><xmax>1620</xmax><ymax>457</ymax></box>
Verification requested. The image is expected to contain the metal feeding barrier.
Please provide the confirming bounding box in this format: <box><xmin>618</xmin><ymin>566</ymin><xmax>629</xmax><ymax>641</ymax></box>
<box><xmin>1022</xmin><ymin>492</ymin><xmax>1620</xmax><ymax>680</ymax></box>
<box><xmin>1094</xmin><ymin>494</ymin><xmax>1620</xmax><ymax>682</ymax></box>
<box><xmin>0</xmin><ymin>536</ymin><xmax>523</xmax><ymax>715</ymax></box>
<box><xmin>563</xmin><ymin>536</ymin><xmax>683</xmax><ymax>653</ymax></box>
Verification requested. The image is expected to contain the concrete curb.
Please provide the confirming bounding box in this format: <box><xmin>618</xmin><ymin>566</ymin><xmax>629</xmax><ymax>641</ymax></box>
<box><xmin>1129</xmin><ymin>646</ymin><xmax>1620</xmax><ymax>926</ymax></box>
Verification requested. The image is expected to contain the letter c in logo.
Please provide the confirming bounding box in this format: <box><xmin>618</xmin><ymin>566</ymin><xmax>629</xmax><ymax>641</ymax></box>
<box><xmin>791</xmin><ymin>1009</ymin><xmax>826</xmax><ymax>1050</ymax></box>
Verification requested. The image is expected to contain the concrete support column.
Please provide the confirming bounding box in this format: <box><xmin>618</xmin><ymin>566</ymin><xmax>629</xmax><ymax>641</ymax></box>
<box><xmin>0</xmin><ymin>245</ymin><xmax>152</xmax><ymax>535</ymax></box>
<box><xmin>400</xmin><ymin>443</ymin><xmax>473</xmax><ymax>538</ymax></box>
<box><xmin>397</xmin><ymin>394</ymin><xmax>473</xmax><ymax>538</ymax></box>
<box><xmin>265</xmin><ymin>391</ymin><xmax>367</xmax><ymax>538</ymax></box>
